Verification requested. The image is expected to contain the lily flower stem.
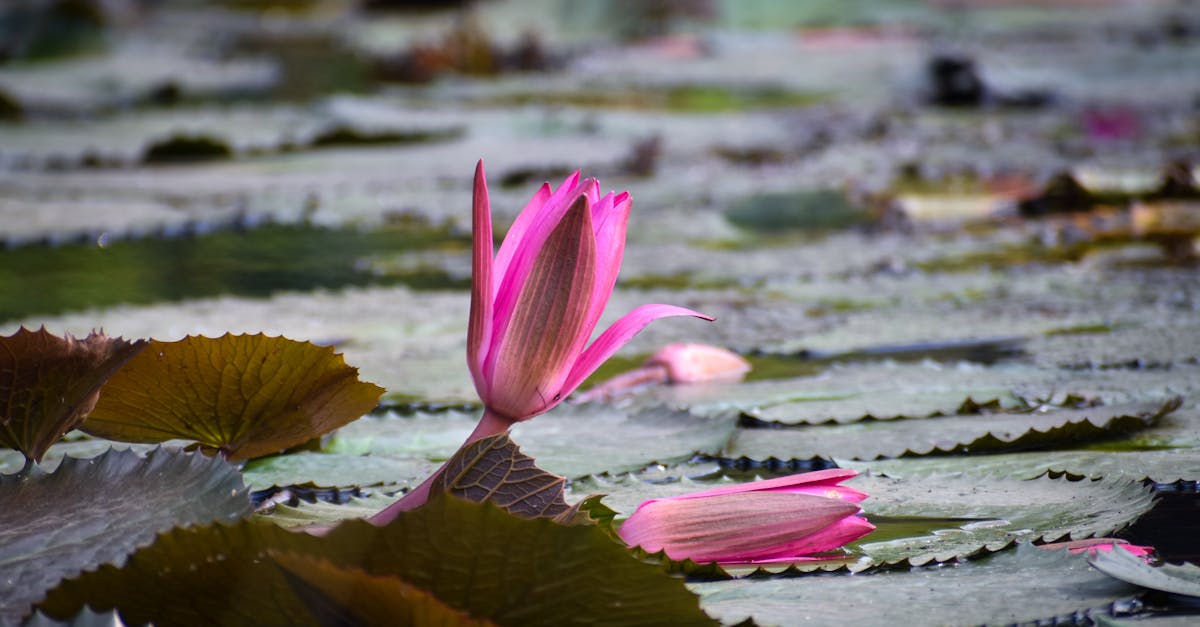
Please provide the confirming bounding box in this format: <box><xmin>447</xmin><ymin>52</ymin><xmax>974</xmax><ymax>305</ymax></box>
<box><xmin>369</xmin><ymin>407</ymin><xmax>512</xmax><ymax>525</ymax></box>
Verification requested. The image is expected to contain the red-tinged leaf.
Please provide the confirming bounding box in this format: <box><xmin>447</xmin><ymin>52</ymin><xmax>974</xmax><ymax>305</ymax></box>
<box><xmin>433</xmin><ymin>433</ymin><xmax>573</xmax><ymax>520</ymax></box>
<box><xmin>82</xmin><ymin>333</ymin><xmax>384</xmax><ymax>460</ymax></box>
<box><xmin>0</xmin><ymin>327</ymin><xmax>146</xmax><ymax>463</ymax></box>
<box><xmin>274</xmin><ymin>553</ymin><xmax>497</xmax><ymax>627</ymax></box>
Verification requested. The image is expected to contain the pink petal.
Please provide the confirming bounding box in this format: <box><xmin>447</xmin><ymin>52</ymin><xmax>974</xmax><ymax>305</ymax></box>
<box><xmin>560</xmin><ymin>303</ymin><xmax>713</xmax><ymax>399</ymax></box>
<box><xmin>619</xmin><ymin>492</ymin><xmax>861</xmax><ymax>563</ymax></box>
<box><xmin>491</xmin><ymin>182</ymin><xmax>551</xmax><ymax>293</ymax></box>
<box><xmin>646</xmin><ymin>343</ymin><xmax>751</xmax><ymax>384</ymax></box>
<box><xmin>662</xmin><ymin>469</ymin><xmax>862</xmax><ymax>502</ymax></box>
<box><xmin>487</xmin><ymin>177</ymin><xmax>590</xmax><ymax>380</ymax></box>
<box><xmin>738</xmin><ymin>516</ymin><xmax>876</xmax><ymax>564</ymax></box>
<box><xmin>583</xmin><ymin>191</ymin><xmax>631</xmax><ymax>339</ymax></box>
<box><xmin>467</xmin><ymin>160</ymin><xmax>494</xmax><ymax>399</ymax></box>
<box><xmin>485</xmin><ymin>195</ymin><xmax>598</xmax><ymax>420</ymax></box>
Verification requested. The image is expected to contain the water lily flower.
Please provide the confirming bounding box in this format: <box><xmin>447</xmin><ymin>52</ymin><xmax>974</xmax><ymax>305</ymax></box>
<box><xmin>618</xmin><ymin>468</ymin><xmax>875</xmax><ymax>564</ymax></box>
<box><xmin>370</xmin><ymin>161</ymin><xmax>711</xmax><ymax>523</ymax></box>
<box><xmin>574</xmin><ymin>342</ymin><xmax>751</xmax><ymax>403</ymax></box>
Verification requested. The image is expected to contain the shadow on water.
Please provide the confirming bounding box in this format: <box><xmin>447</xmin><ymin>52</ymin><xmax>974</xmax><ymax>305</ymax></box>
<box><xmin>0</xmin><ymin>222</ymin><xmax>470</xmax><ymax>323</ymax></box>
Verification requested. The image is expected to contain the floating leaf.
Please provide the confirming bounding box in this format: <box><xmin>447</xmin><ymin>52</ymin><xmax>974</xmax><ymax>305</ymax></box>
<box><xmin>1090</xmin><ymin>547</ymin><xmax>1200</xmax><ymax>597</ymax></box>
<box><xmin>241</xmin><ymin>452</ymin><xmax>436</xmax><ymax>492</ymax></box>
<box><xmin>851</xmin><ymin>473</ymin><xmax>1156</xmax><ymax>568</ymax></box>
<box><xmin>0</xmin><ymin>327</ymin><xmax>146</xmax><ymax>464</ymax></box>
<box><xmin>690</xmin><ymin>544</ymin><xmax>1138</xmax><ymax>626</ymax></box>
<box><xmin>255</xmin><ymin>492</ymin><xmax>401</xmax><ymax>529</ymax></box>
<box><xmin>40</xmin><ymin>496</ymin><xmax>716</xmax><ymax>627</ymax></box>
<box><xmin>330</xmin><ymin>403</ymin><xmax>738</xmax><ymax>479</ymax></box>
<box><xmin>743</xmin><ymin>389</ymin><xmax>1015</xmax><ymax>425</ymax></box>
<box><xmin>83</xmin><ymin>333</ymin><xmax>384</xmax><ymax>460</ymax></box>
<box><xmin>433</xmin><ymin>434</ymin><xmax>574</xmax><ymax>520</ymax></box>
<box><xmin>0</xmin><ymin>447</ymin><xmax>250</xmax><ymax>626</ymax></box>
<box><xmin>273</xmin><ymin>554</ymin><xmax>495</xmax><ymax>627</ymax></box>
<box><xmin>848</xmin><ymin>448</ymin><xmax>1200</xmax><ymax>484</ymax></box>
<box><xmin>729</xmin><ymin>399</ymin><xmax>1179</xmax><ymax>460</ymax></box>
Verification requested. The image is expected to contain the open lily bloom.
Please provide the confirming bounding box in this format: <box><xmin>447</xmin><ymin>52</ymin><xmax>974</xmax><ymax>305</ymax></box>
<box><xmin>618</xmin><ymin>469</ymin><xmax>874</xmax><ymax>564</ymax></box>
<box><xmin>467</xmin><ymin>161</ymin><xmax>712</xmax><ymax>429</ymax></box>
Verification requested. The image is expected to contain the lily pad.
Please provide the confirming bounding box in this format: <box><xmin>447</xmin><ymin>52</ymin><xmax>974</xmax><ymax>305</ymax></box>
<box><xmin>0</xmin><ymin>327</ymin><xmax>146</xmax><ymax>463</ymax></box>
<box><xmin>256</xmin><ymin>492</ymin><xmax>401</xmax><ymax>529</ymax></box>
<box><xmin>847</xmin><ymin>448</ymin><xmax>1200</xmax><ymax>483</ymax></box>
<box><xmin>851</xmin><ymin>473</ymin><xmax>1157</xmax><ymax>568</ymax></box>
<box><xmin>0</xmin><ymin>447</ymin><xmax>250</xmax><ymax>626</ymax></box>
<box><xmin>39</xmin><ymin>496</ymin><xmax>716</xmax><ymax>627</ymax></box>
<box><xmin>689</xmin><ymin>544</ymin><xmax>1138</xmax><ymax>626</ymax></box>
<box><xmin>83</xmin><ymin>333</ymin><xmax>385</xmax><ymax>460</ymax></box>
<box><xmin>515</xmin><ymin>403</ymin><xmax>739</xmax><ymax>478</ymax></box>
<box><xmin>330</xmin><ymin>403</ymin><xmax>738</xmax><ymax>480</ymax></box>
<box><xmin>241</xmin><ymin>452</ymin><xmax>436</xmax><ymax>492</ymax></box>
<box><xmin>272</xmin><ymin>554</ymin><xmax>495</xmax><ymax>627</ymax></box>
<box><xmin>1090</xmin><ymin>547</ymin><xmax>1200</xmax><ymax>597</ymax></box>
<box><xmin>728</xmin><ymin>399</ymin><xmax>1179</xmax><ymax>460</ymax></box>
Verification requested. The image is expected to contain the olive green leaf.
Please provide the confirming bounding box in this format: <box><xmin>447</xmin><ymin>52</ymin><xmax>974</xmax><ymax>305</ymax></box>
<box><xmin>83</xmin><ymin>333</ymin><xmax>384</xmax><ymax>460</ymax></box>
<box><xmin>273</xmin><ymin>553</ymin><xmax>496</xmax><ymax>627</ymax></box>
<box><xmin>0</xmin><ymin>327</ymin><xmax>146</xmax><ymax>464</ymax></box>
<box><xmin>39</xmin><ymin>496</ymin><xmax>717</xmax><ymax>627</ymax></box>
<box><xmin>433</xmin><ymin>433</ymin><xmax>575</xmax><ymax>520</ymax></box>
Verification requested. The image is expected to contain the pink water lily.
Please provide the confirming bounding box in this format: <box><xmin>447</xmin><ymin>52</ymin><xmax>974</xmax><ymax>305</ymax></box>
<box><xmin>618</xmin><ymin>468</ymin><xmax>875</xmax><ymax>564</ymax></box>
<box><xmin>467</xmin><ymin>161</ymin><xmax>711</xmax><ymax>424</ymax></box>
<box><xmin>370</xmin><ymin>161</ymin><xmax>711</xmax><ymax>523</ymax></box>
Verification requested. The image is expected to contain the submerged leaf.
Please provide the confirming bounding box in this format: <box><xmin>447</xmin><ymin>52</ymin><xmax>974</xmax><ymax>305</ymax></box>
<box><xmin>0</xmin><ymin>327</ymin><xmax>146</xmax><ymax>463</ymax></box>
<box><xmin>39</xmin><ymin>496</ymin><xmax>716</xmax><ymax>627</ymax></box>
<box><xmin>83</xmin><ymin>333</ymin><xmax>384</xmax><ymax>460</ymax></box>
<box><xmin>0</xmin><ymin>447</ymin><xmax>250</xmax><ymax>626</ymax></box>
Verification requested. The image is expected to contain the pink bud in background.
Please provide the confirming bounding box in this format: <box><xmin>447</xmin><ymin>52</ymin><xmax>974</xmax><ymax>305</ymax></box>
<box><xmin>575</xmin><ymin>343</ymin><xmax>750</xmax><ymax>402</ymax></box>
<box><xmin>618</xmin><ymin>469</ymin><xmax>874</xmax><ymax>564</ymax></box>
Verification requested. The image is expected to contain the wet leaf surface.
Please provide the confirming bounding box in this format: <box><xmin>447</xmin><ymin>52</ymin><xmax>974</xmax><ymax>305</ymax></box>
<box><xmin>83</xmin><ymin>334</ymin><xmax>384</xmax><ymax>460</ymax></box>
<box><xmin>0</xmin><ymin>447</ymin><xmax>250</xmax><ymax>626</ymax></box>
<box><xmin>1090</xmin><ymin>547</ymin><xmax>1200</xmax><ymax>598</ymax></box>
<box><xmin>690</xmin><ymin>544</ymin><xmax>1138</xmax><ymax>626</ymax></box>
<box><xmin>39</xmin><ymin>496</ymin><xmax>716</xmax><ymax>627</ymax></box>
<box><xmin>729</xmin><ymin>399</ymin><xmax>1179</xmax><ymax>460</ymax></box>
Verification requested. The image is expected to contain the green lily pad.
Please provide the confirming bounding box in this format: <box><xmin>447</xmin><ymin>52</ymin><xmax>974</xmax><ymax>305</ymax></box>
<box><xmin>241</xmin><ymin>452</ymin><xmax>436</xmax><ymax>491</ymax></box>
<box><xmin>0</xmin><ymin>447</ymin><xmax>250</xmax><ymax>626</ymax></box>
<box><xmin>330</xmin><ymin>404</ymin><xmax>738</xmax><ymax>480</ymax></box>
<box><xmin>83</xmin><ymin>333</ymin><xmax>385</xmax><ymax>460</ymax></box>
<box><xmin>851</xmin><ymin>473</ymin><xmax>1156</xmax><ymax>568</ymax></box>
<box><xmin>256</xmin><ymin>492</ymin><xmax>401</xmax><ymax>529</ymax></box>
<box><xmin>689</xmin><ymin>544</ymin><xmax>1138</xmax><ymax>626</ymax></box>
<box><xmin>1090</xmin><ymin>548</ymin><xmax>1200</xmax><ymax>597</ymax></box>
<box><xmin>39</xmin><ymin>496</ymin><xmax>716</xmax><ymax>627</ymax></box>
<box><xmin>0</xmin><ymin>327</ymin><xmax>146</xmax><ymax>463</ymax></box>
<box><xmin>515</xmin><ymin>404</ymin><xmax>739</xmax><ymax>478</ymax></box>
<box><xmin>847</xmin><ymin>448</ymin><xmax>1200</xmax><ymax>483</ymax></box>
<box><xmin>729</xmin><ymin>399</ymin><xmax>1179</xmax><ymax>460</ymax></box>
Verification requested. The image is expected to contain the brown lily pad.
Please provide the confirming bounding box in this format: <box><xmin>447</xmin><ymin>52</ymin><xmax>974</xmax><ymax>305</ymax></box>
<box><xmin>82</xmin><ymin>333</ymin><xmax>384</xmax><ymax>461</ymax></box>
<box><xmin>0</xmin><ymin>327</ymin><xmax>146</xmax><ymax>464</ymax></box>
